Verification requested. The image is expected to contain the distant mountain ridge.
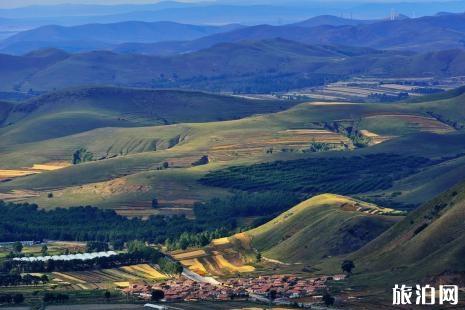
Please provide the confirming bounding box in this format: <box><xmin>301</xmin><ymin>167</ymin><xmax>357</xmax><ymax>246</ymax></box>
<box><xmin>1</xmin><ymin>39</ymin><xmax>465</xmax><ymax>93</ymax></box>
<box><xmin>116</xmin><ymin>13</ymin><xmax>465</xmax><ymax>55</ymax></box>
<box><xmin>0</xmin><ymin>21</ymin><xmax>243</xmax><ymax>54</ymax></box>
<box><xmin>3</xmin><ymin>12</ymin><xmax>465</xmax><ymax>55</ymax></box>
<box><xmin>292</xmin><ymin>15</ymin><xmax>374</xmax><ymax>27</ymax></box>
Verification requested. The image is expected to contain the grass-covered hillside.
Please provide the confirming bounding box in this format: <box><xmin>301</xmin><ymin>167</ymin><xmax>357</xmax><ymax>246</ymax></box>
<box><xmin>1</xmin><ymin>88</ymin><xmax>464</xmax><ymax>211</ymax></box>
<box><xmin>3</xmin><ymin>38</ymin><xmax>465</xmax><ymax>93</ymax></box>
<box><xmin>349</xmin><ymin>180</ymin><xmax>465</xmax><ymax>286</ymax></box>
<box><xmin>245</xmin><ymin>194</ymin><xmax>402</xmax><ymax>264</ymax></box>
<box><xmin>0</xmin><ymin>86</ymin><xmax>293</xmax><ymax>145</ymax></box>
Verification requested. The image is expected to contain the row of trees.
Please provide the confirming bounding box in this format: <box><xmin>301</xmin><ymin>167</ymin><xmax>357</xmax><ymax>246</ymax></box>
<box><xmin>200</xmin><ymin>154</ymin><xmax>431</xmax><ymax>196</ymax></box>
<box><xmin>0</xmin><ymin>241</ymin><xmax>182</xmax><ymax>276</ymax></box>
<box><xmin>0</xmin><ymin>274</ymin><xmax>48</xmax><ymax>287</ymax></box>
<box><xmin>0</xmin><ymin>202</ymin><xmax>198</xmax><ymax>243</ymax></box>
<box><xmin>0</xmin><ymin>293</ymin><xmax>24</xmax><ymax>304</ymax></box>
<box><xmin>0</xmin><ymin>190</ymin><xmax>302</xmax><ymax>252</ymax></box>
<box><xmin>43</xmin><ymin>292</ymin><xmax>69</xmax><ymax>303</ymax></box>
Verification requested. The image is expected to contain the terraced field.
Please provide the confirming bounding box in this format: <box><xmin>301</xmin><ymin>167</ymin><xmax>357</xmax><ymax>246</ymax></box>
<box><xmin>0</xmin><ymin>89</ymin><xmax>463</xmax><ymax>213</ymax></box>
<box><xmin>51</xmin><ymin>264</ymin><xmax>168</xmax><ymax>290</ymax></box>
<box><xmin>0</xmin><ymin>162</ymin><xmax>71</xmax><ymax>181</ymax></box>
<box><xmin>360</xmin><ymin>114</ymin><xmax>455</xmax><ymax>136</ymax></box>
<box><xmin>171</xmin><ymin>235</ymin><xmax>256</xmax><ymax>276</ymax></box>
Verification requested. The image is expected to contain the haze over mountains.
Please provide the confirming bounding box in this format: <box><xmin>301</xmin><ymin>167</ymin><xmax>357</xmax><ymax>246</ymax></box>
<box><xmin>0</xmin><ymin>21</ymin><xmax>243</xmax><ymax>54</ymax></box>
<box><xmin>1</xmin><ymin>1</ymin><xmax>465</xmax><ymax>307</ymax></box>
<box><xmin>0</xmin><ymin>8</ymin><xmax>465</xmax><ymax>95</ymax></box>
<box><xmin>122</xmin><ymin>13</ymin><xmax>465</xmax><ymax>56</ymax></box>
<box><xmin>2</xmin><ymin>1</ymin><xmax>465</xmax><ymax>27</ymax></box>
<box><xmin>2</xmin><ymin>12</ymin><xmax>465</xmax><ymax>55</ymax></box>
<box><xmin>2</xmin><ymin>39</ymin><xmax>465</xmax><ymax>93</ymax></box>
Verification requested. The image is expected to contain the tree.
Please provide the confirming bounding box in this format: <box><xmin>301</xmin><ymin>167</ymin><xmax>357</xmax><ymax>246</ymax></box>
<box><xmin>104</xmin><ymin>291</ymin><xmax>111</xmax><ymax>301</ymax></box>
<box><xmin>256</xmin><ymin>252</ymin><xmax>262</xmax><ymax>263</ymax></box>
<box><xmin>151</xmin><ymin>289</ymin><xmax>164</xmax><ymax>301</ymax></box>
<box><xmin>12</xmin><ymin>242</ymin><xmax>23</xmax><ymax>254</ymax></box>
<box><xmin>72</xmin><ymin>148</ymin><xmax>93</xmax><ymax>165</ymax></box>
<box><xmin>127</xmin><ymin>240</ymin><xmax>147</xmax><ymax>254</ymax></box>
<box><xmin>111</xmin><ymin>240</ymin><xmax>124</xmax><ymax>251</ymax></box>
<box><xmin>41</xmin><ymin>244</ymin><xmax>48</xmax><ymax>256</ymax></box>
<box><xmin>86</xmin><ymin>241</ymin><xmax>109</xmax><ymax>252</ymax></box>
<box><xmin>162</xmin><ymin>162</ymin><xmax>169</xmax><ymax>169</ymax></box>
<box><xmin>43</xmin><ymin>292</ymin><xmax>55</xmax><ymax>303</ymax></box>
<box><xmin>192</xmin><ymin>155</ymin><xmax>209</xmax><ymax>166</ymax></box>
<box><xmin>13</xmin><ymin>294</ymin><xmax>24</xmax><ymax>304</ymax></box>
<box><xmin>151</xmin><ymin>198</ymin><xmax>159</xmax><ymax>209</ymax></box>
<box><xmin>323</xmin><ymin>292</ymin><xmax>335</xmax><ymax>306</ymax></box>
<box><xmin>268</xmin><ymin>289</ymin><xmax>277</xmax><ymax>300</ymax></box>
<box><xmin>341</xmin><ymin>259</ymin><xmax>355</xmax><ymax>275</ymax></box>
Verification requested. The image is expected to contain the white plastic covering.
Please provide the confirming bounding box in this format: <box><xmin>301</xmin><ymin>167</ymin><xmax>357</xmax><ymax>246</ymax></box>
<box><xmin>13</xmin><ymin>251</ymin><xmax>118</xmax><ymax>262</ymax></box>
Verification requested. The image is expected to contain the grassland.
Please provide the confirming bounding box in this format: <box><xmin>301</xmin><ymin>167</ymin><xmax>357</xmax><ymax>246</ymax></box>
<box><xmin>350</xmin><ymin>181</ymin><xmax>465</xmax><ymax>284</ymax></box>
<box><xmin>0</xmin><ymin>86</ymin><xmax>296</xmax><ymax>145</ymax></box>
<box><xmin>0</xmin><ymin>87</ymin><xmax>464</xmax><ymax>213</ymax></box>
<box><xmin>244</xmin><ymin>194</ymin><xmax>402</xmax><ymax>264</ymax></box>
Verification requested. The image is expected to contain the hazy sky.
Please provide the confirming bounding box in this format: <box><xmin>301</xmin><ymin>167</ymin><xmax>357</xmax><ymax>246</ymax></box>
<box><xmin>0</xmin><ymin>0</ymin><xmax>179</xmax><ymax>8</ymax></box>
<box><xmin>0</xmin><ymin>0</ymin><xmax>455</xmax><ymax>9</ymax></box>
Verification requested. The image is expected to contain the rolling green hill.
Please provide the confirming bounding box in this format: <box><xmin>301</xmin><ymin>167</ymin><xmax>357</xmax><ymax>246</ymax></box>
<box><xmin>349</xmin><ymin>180</ymin><xmax>465</xmax><ymax>286</ymax></box>
<box><xmin>0</xmin><ymin>86</ymin><xmax>292</xmax><ymax>145</ymax></box>
<box><xmin>3</xmin><ymin>38</ymin><xmax>465</xmax><ymax>93</ymax></box>
<box><xmin>1</xmin><ymin>88</ymin><xmax>464</xmax><ymax>210</ymax></box>
<box><xmin>0</xmin><ymin>101</ymin><xmax>13</xmax><ymax>125</ymax></box>
<box><xmin>245</xmin><ymin>194</ymin><xmax>402</xmax><ymax>264</ymax></box>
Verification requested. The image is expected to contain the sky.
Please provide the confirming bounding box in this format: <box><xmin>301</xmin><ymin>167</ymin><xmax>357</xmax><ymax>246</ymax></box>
<box><xmin>0</xmin><ymin>0</ymin><xmax>456</xmax><ymax>9</ymax></box>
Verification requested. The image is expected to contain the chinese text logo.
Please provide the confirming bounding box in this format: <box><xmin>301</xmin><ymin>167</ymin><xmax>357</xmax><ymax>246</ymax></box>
<box><xmin>393</xmin><ymin>284</ymin><xmax>458</xmax><ymax>305</ymax></box>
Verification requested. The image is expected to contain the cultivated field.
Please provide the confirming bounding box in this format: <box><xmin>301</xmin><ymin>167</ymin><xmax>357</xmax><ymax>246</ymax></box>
<box><xmin>287</xmin><ymin>76</ymin><xmax>465</xmax><ymax>102</ymax></box>
<box><xmin>51</xmin><ymin>264</ymin><xmax>168</xmax><ymax>290</ymax></box>
<box><xmin>171</xmin><ymin>235</ymin><xmax>256</xmax><ymax>276</ymax></box>
<box><xmin>0</xmin><ymin>162</ymin><xmax>71</xmax><ymax>182</ymax></box>
<box><xmin>0</xmin><ymin>89</ymin><xmax>461</xmax><ymax>214</ymax></box>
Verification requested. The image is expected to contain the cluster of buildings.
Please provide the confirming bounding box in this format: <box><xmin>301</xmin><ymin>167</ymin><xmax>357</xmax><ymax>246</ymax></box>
<box><xmin>123</xmin><ymin>278</ymin><xmax>244</xmax><ymax>301</ymax></box>
<box><xmin>122</xmin><ymin>274</ymin><xmax>346</xmax><ymax>302</ymax></box>
<box><xmin>223</xmin><ymin>274</ymin><xmax>345</xmax><ymax>299</ymax></box>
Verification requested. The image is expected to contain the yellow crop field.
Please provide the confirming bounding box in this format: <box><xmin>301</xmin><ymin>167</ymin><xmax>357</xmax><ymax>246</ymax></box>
<box><xmin>0</xmin><ymin>162</ymin><xmax>70</xmax><ymax>179</ymax></box>
<box><xmin>172</xmin><ymin>249</ymin><xmax>206</xmax><ymax>260</ymax></box>
<box><xmin>131</xmin><ymin>264</ymin><xmax>167</xmax><ymax>279</ymax></box>
<box><xmin>120</xmin><ymin>264</ymin><xmax>167</xmax><ymax>280</ymax></box>
<box><xmin>0</xmin><ymin>170</ymin><xmax>39</xmax><ymax>178</ymax></box>
<box><xmin>211</xmin><ymin>237</ymin><xmax>230</xmax><ymax>246</ymax></box>
<box><xmin>114</xmin><ymin>281</ymin><xmax>130</xmax><ymax>288</ymax></box>
<box><xmin>31</xmin><ymin>162</ymin><xmax>71</xmax><ymax>171</ymax></box>
<box><xmin>180</xmin><ymin>258</ymin><xmax>208</xmax><ymax>275</ymax></box>
<box><xmin>212</xmin><ymin>255</ymin><xmax>255</xmax><ymax>273</ymax></box>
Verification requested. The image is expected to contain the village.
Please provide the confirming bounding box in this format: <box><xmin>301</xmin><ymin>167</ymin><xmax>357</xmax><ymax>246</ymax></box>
<box><xmin>122</xmin><ymin>273</ymin><xmax>346</xmax><ymax>304</ymax></box>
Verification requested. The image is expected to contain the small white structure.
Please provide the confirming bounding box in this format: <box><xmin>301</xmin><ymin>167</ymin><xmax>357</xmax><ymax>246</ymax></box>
<box><xmin>143</xmin><ymin>304</ymin><xmax>168</xmax><ymax>309</ymax></box>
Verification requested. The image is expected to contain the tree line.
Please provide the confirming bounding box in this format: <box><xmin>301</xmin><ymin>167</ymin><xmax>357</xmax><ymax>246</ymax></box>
<box><xmin>0</xmin><ymin>241</ymin><xmax>182</xmax><ymax>275</ymax></box>
<box><xmin>0</xmin><ymin>190</ymin><xmax>301</xmax><ymax>251</ymax></box>
<box><xmin>200</xmin><ymin>154</ymin><xmax>432</xmax><ymax>196</ymax></box>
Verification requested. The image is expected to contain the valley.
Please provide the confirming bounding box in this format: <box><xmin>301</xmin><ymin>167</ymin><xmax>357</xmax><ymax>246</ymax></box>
<box><xmin>1</xmin><ymin>3</ymin><xmax>465</xmax><ymax>308</ymax></box>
